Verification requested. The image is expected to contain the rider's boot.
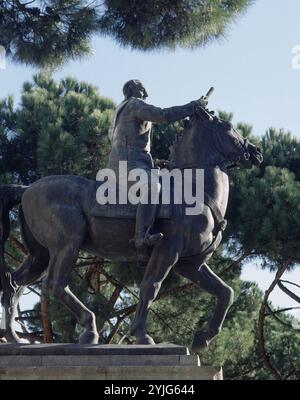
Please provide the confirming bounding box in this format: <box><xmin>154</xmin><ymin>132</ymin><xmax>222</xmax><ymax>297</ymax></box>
<box><xmin>134</xmin><ymin>203</ymin><xmax>163</xmax><ymax>262</ymax></box>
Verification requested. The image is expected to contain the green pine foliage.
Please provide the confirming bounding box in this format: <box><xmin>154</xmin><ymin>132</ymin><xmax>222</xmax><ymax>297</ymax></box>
<box><xmin>261</xmin><ymin>128</ymin><xmax>300</xmax><ymax>180</ymax></box>
<box><xmin>227</xmin><ymin>127</ymin><xmax>300</xmax><ymax>270</ymax></box>
<box><xmin>0</xmin><ymin>1</ymin><xmax>98</xmax><ymax>67</ymax></box>
<box><xmin>1</xmin><ymin>73</ymin><xmax>115</xmax><ymax>183</ymax></box>
<box><xmin>229</xmin><ymin>166</ymin><xmax>300</xmax><ymax>268</ymax></box>
<box><xmin>0</xmin><ymin>1</ymin><xmax>254</xmax><ymax>67</ymax></box>
<box><xmin>100</xmin><ymin>0</ymin><xmax>254</xmax><ymax>51</ymax></box>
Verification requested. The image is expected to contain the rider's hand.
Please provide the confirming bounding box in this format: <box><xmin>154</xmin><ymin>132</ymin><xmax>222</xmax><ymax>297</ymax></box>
<box><xmin>193</xmin><ymin>96</ymin><xmax>208</xmax><ymax>111</ymax></box>
<box><xmin>198</xmin><ymin>96</ymin><xmax>208</xmax><ymax>108</ymax></box>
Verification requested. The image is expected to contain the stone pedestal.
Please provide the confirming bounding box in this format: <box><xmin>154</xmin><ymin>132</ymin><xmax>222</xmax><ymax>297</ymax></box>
<box><xmin>0</xmin><ymin>343</ymin><xmax>222</xmax><ymax>380</ymax></box>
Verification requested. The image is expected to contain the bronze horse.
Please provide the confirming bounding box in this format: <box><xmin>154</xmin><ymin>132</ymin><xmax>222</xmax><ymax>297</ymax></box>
<box><xmin>0</xmin><ymin>109</ymin><xmax>262</xmax><ymax>350</ymax></box>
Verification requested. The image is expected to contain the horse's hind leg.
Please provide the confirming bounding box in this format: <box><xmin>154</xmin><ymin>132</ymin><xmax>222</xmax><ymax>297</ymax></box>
<box><xmin>2</xmin><ymin>207</ymin><xmax>49</xmax><ymax>343</ymax></box>
<box><xmin>3</xmin><ymin>251</ymin><xmax>49</xmax><ymax>343</ymax></box>
<box><xmin>174</xmin><ymin>260</ymin><xmax>234</xmax><ymax>352</ymax></box>
<box><xmin>41</xmin><ymin>208</ymin><xmax>98</xmax><ymax>344</ymax></box>
<box><xmin>44</xmin><ymin>243</ymin><xmax>99</xmax><ymax>344</ymax></box>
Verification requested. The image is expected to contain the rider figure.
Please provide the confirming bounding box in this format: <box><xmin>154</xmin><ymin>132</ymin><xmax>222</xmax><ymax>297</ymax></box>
<box><xmin>107</xmin><ymin>79</ymin><xmax>208</xmax><ymax>260</ymax></box>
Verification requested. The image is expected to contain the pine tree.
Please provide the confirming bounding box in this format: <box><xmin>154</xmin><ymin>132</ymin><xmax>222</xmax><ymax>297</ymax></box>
<box><xmin>100</xmin><ymin>0</ymin><xmax>254</xmax><ymax>51</ymax></box>
<box><xmin>1</xmin><ymin>1</ymin><xmax>254</xmax><ymax>67</ymax></box>
<box><xmin>2</xmin><ymin>73</ymin><xmax>115</xmax><ymax>183</ymax></box>
<box><xmin>0</xmin><ymin>95</ymin><xmax>17</xmax><ymax>183</ymax></box>
<box><xmin>0</xmin><ymin>1</ymin><xmax>98</xmax><ymax>67</ymax></box>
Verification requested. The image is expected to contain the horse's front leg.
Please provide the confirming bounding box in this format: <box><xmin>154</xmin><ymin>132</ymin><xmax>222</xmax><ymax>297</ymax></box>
<box><xmin>131</xmin><ymin>237</ymin><xmax>183</xmax><ymax>345</ymax></box>
<box><xmin>174</xmin><ymin>260</ymin><xmax>234</xmax><ymax>352</ymax></box>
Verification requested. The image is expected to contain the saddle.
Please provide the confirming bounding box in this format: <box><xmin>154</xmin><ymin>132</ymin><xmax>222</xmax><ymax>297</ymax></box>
<box><xmin>90</xmin><ymin>201</ymin><xmax>172</xmax><ymax>219</ymax></box>
<box><xmin>89</xmin><ymin>186</ymin><xmax>227</xmax><ymax>261</ymax></box>
<box><xmin>89</xmin><ymin>190</ymin><xmax>226</xmax><ymax>231</ymax></box>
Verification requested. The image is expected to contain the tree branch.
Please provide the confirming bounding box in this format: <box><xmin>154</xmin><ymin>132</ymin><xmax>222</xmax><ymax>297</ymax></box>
<box><xmin>27</xmin><ymin>285</ymin><xmax>41</xmax><ymax>297</ymax></box>
<box><xmin>258</xmin><ymin>263</ymin><xmax>289</xmax><ymax>380</ymax></box>
<box><xmin>5</xmin><ymin>250</ymin><xmax>22</xmax><ymax>263</ymax></box>
<box><xmin>280</xmin><ymin>280</ymin><xmax>300</xmax><ymax>290</ymax></box>
<box><xmin>278</xmin><ymin>281</ymin><xmax>300</xmax><ymax>304</ymax></box>
<box><xmin>0</xmin><ymin>328</ymin><xmax>44</xmax><ymax>342</ymax></box>
<box><xmin>265</xmin><ymin>303</ymin><xmax>300</xmax><ymax>332</ymax></box>
<box><xmin>220</xmin><ymin>251</ymin><xmax>254</xmax><ymax>276</ymax></box>
<box><xmin>114</xmin><ymin>282</ymin><xmax>195</xmax><ymax>317</ymax></box>
<box><xmin>266</xmin><ymin>306</ymin><xmax>300</xmax><ymax>315</ymax></box>
<box><xmin>9</xmin><ymin>234</ymin><xmax>28</xmax><ymax>255</ymax></box>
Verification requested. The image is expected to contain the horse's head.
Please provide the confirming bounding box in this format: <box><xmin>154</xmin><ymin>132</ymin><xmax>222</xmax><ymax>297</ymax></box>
<box><xmin>170</xmin><ymin>111</ymin><xmax>263</xmax><ymax>169</ymax></box>
<box><xmin>210</xmin><ymin>117</ymin><xmax>263</xmax><ymax>169</ymax></box>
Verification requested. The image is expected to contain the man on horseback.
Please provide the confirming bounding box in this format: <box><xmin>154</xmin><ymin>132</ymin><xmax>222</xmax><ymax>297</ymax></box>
<box><xmin>107</xmin><ymin>79</ymin><xmax>208</xmax><ymax>259</ymax></box>
<box><xmin>0</xmin><ymin>84</ymin><xmax>262</xmax><ymax>346</ymax></box>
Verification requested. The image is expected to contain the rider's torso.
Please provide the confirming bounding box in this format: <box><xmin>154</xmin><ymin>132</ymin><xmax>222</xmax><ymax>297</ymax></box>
<box><xmin>107</xmin><ymin>98</ymin><xmax>154</xmax><ymax>173</ymax></box>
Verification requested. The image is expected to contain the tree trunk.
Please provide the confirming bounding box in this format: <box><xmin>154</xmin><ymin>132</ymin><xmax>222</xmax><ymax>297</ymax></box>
<box><xmin>41</xmin><ymin>290</ymin><xmax>53</xmax><ymax>343</ymax></box>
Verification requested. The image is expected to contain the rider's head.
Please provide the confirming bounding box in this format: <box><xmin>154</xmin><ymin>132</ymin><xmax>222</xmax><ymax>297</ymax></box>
<box><xmin>123</xmin><ymin>80</ymin><xmax>148</xmax><ymax>100</ymax></box>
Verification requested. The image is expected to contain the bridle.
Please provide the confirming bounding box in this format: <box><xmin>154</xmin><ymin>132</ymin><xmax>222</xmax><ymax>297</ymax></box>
<box><xmin>225</xmin><ymin>137</ymin><xmax>252</xmax><ymax>169</ymax></box>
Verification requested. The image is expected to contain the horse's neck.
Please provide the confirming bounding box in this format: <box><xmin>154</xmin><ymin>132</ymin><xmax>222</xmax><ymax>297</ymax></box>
<box><xmin>170</xmin><ymin>119</ymin><xmax>229</xmax><ymax>216</ymax></box>
<box><xmin>170</xmin><ymin>119</ymin><xmax>219</xmax><ymax>168</ymax></box>
<box><xmin>204</xmin><ymin>166</ymin><xmax>229</xmax><ymax>217</ymax></box>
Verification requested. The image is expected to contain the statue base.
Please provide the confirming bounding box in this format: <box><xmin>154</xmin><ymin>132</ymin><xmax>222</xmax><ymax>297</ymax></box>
<box><xmin>0</xmin><ymin>343</ymin><xmax>223</xmax><ymax>380</ymax></box>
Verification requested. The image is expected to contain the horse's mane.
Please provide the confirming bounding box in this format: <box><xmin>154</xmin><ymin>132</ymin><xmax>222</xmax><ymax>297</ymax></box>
<box><xmin>168</xmin><ymin>112</ymin><xmax>234</xmax><ymax>168</ymax></box>
<box><xmin>168</xmin><ymin>119</ymin><xmax>193</xmax><ymax>166</ymax></box>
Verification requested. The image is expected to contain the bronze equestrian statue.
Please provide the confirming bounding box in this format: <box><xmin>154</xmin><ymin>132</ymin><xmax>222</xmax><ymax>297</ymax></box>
<box><xmin>0</xmin><ymin>89</ymin><xmax>262</xmax><ymax>351</ymax></box>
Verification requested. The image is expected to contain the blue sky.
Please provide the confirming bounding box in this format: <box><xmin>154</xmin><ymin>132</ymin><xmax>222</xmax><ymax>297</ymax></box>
<box><xmin>1</xmin><ymin>0</ymin><xmax>300</xmax><ymax>135</ymax></box>
<box><xmin>1</xmin><ymin>0</ymin><xmax>300</xmax><ymax>316</ymax></box>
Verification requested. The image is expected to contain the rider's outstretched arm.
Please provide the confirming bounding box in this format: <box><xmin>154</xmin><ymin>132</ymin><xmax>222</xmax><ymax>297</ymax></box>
<box><xmin>131</xmin><ymin>98</ymin><xmax>203</xmax><ymax>124</ymax></box>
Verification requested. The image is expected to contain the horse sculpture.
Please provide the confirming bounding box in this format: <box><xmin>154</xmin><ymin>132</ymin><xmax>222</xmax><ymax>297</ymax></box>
<box><xmin>0</xmin><ymin>107</ymin><xmax>262</xmax><ymax>351</ymax></box>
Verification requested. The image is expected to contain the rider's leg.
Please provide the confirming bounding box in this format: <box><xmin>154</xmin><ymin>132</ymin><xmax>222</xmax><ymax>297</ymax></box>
<box><xmin>135</xmin><ymin>177</ymin><xmax>163</xmax><ymax>253</ymax></box>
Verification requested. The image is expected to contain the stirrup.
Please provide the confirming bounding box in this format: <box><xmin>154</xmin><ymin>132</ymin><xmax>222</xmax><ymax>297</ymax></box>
<box><xmin>144</xmin><ymin>232</ymin><xmax>164</xmax><ymax>247</ymax></box>
<box><xmin>131</xmin><ymin>232</ymin><xmax>164</xmax><ymax>248</ymax></box>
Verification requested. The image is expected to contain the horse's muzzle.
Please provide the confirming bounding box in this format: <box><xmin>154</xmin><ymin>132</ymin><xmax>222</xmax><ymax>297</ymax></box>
<box><xmin>249</xmin><ymin>146</ymin><xmax>263</xmax><ymax>166</ymax></box>
<box><xmin>238</xmin><ymin>142</ymin><xmax>263</xmax><ymax>168</ymax></box>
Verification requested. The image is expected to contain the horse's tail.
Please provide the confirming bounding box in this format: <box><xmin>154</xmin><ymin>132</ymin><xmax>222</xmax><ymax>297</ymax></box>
<box><xmin>0</xmin><ymin>185</ymin><xmax>27</xmax><ymax>304</ymax></box>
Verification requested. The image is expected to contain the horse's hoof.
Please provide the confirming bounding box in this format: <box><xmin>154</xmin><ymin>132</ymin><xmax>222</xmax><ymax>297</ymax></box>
<box><xmin>136</xmin><ymin>334</ymin><xmax>156</xmax><ymax>345</ymax></box>
<box><xmin>4</xmin><ymin>330</ymin><xmax>22</xmax><ymax>344</ymax></box>
<box><xmin>79</xmin><ymin>330</ymin><xmax>99</xmax><ymax>344</ymax></box>
<box><xmin>190</xmin><ymin>331</ymin><xmax>210</xmax><ymax>353</ymax></box>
